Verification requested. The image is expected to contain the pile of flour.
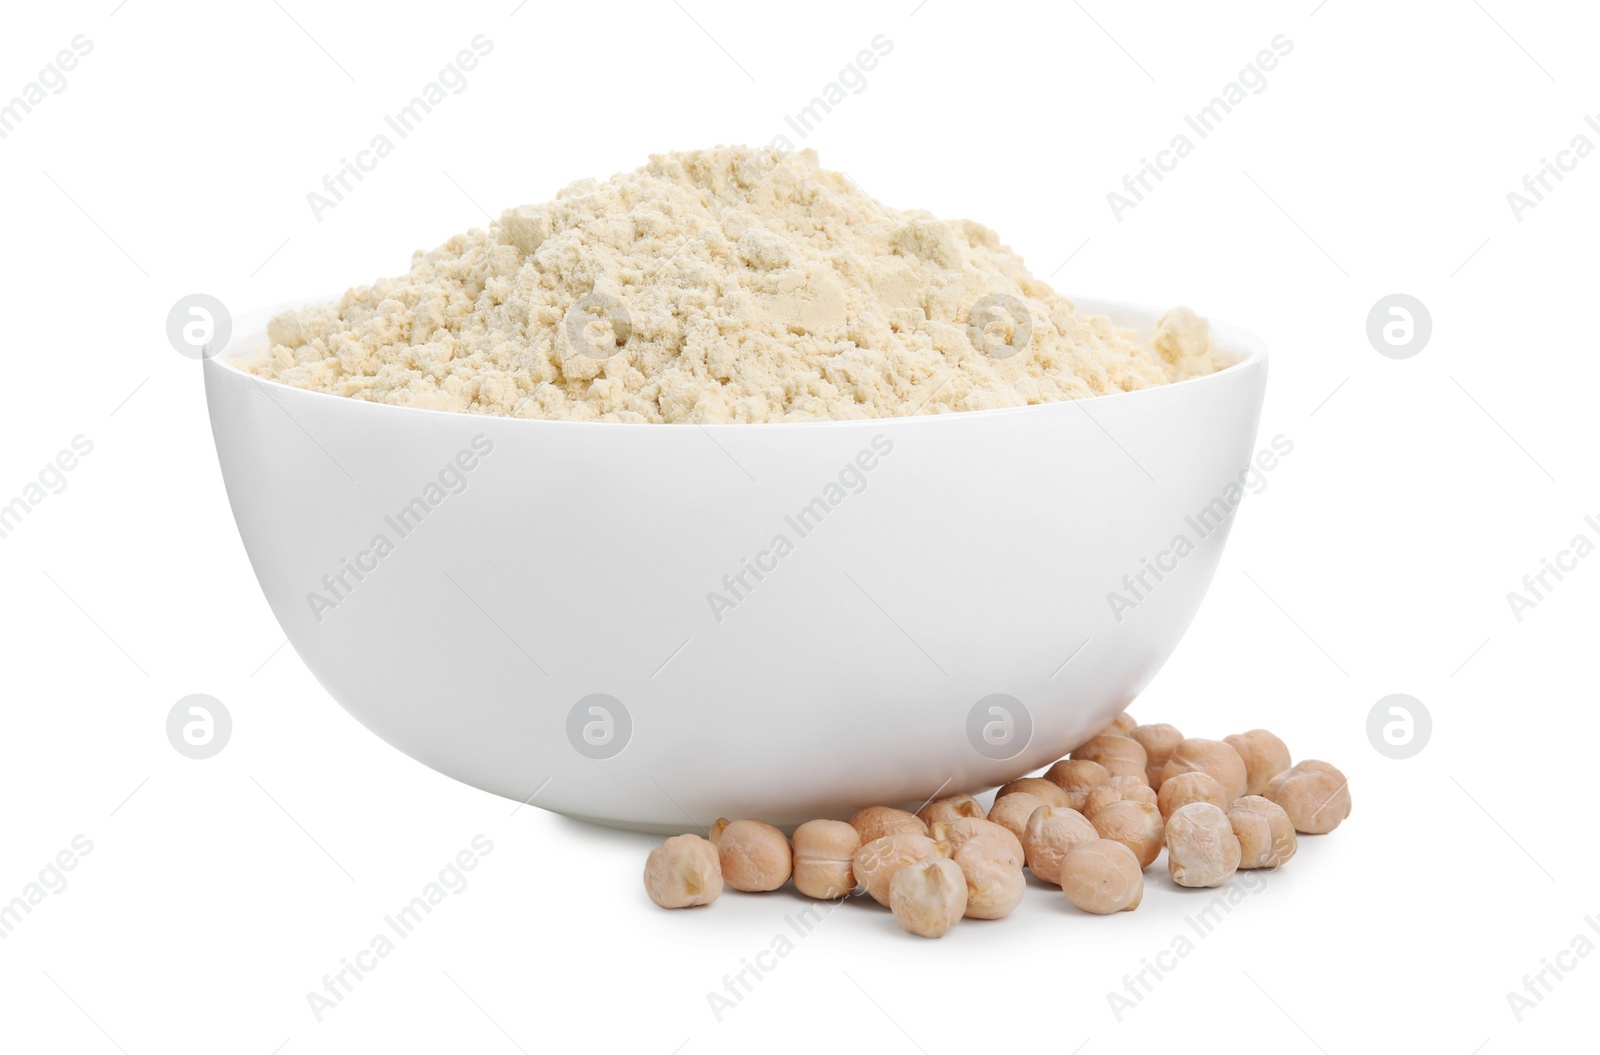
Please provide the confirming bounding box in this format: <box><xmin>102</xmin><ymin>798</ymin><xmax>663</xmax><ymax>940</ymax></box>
<box><xmin>245</xmin><ymin>147</ymin><xmax>1222</xmax><ymax>423</ymax></box>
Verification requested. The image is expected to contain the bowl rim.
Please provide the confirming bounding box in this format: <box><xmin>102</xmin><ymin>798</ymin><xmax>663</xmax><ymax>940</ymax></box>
<box><xmin>206</xmin><ymin>293</ymin><xmax>1267</xmax><ymax>431</ymax></box>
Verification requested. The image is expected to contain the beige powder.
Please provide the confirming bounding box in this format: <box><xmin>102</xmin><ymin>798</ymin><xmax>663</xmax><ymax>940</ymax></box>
<box><xmin>244</xmin><ymin>146</ymin><xmax>1222</xmax><ymax>423</ymax></box>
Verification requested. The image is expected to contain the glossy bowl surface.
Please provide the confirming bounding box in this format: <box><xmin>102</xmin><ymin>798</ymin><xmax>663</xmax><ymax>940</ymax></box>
<box><xmin>204</xmin><ymin>297</ymin><xmax>1267</xmax><ymax>831</ymax></box>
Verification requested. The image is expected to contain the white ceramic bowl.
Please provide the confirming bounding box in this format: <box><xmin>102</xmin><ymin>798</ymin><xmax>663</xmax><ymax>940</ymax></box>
<box><xmin>205</xmin><ymin>297</ymin><xmax>1266</xmax><ymax>832</ymax></box>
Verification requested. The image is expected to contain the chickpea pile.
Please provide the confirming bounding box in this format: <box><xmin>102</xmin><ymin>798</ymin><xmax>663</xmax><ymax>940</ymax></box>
<box><xmin>642</xmin><ymin>717</ymin><xmax>1350</xmax><ymax>937</ymax></box>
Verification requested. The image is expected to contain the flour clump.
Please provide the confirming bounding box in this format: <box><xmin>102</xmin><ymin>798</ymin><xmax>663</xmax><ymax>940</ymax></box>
<box><xmin>244</xmin><ymin>147</ymin><xmax>1221</xmax><ymax>423</ymax></box>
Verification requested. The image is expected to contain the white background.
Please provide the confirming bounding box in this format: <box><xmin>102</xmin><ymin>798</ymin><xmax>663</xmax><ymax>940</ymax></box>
<box><xmin>2</xmin><ymin>0</ymin><xmax>1596</xmax><ymax>1051</ymax></box>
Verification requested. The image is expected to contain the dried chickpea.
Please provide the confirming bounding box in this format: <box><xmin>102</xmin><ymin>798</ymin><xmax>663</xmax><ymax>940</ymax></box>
<box><xmin>986</xmin><ymin>792</ymin><xmax>1046</xmax><ymax>842</ymax></box>
<box><xmin>931</xmin><ymin>816</ymin><xmax>1025</xmax><ymax>863</ymax></box>
<box><xmin>1044</xmin><ymin>757</ymin><xmax>1111</xmax><ymax>788</ymax></box>
<box><xmin>1157</xmin><ymin>770</ymin><xmax>1231</xmax><ymax>820</ymax></box>
<box><xmin>889</xmin><ymin>858</ymin><xmax>968</xmax><ymax>938</ymax></box>
<box><xmin>1160</xmin><ymin>738</ymin><xmax>1248</xmax><ymax>802</ymax></box>
<box><xmin>952</xmin><ymin>837</ymin><xmax>1026</xmax><ymax>919</ymax></box>
<box><xmin>849</xmin><ymin>806</ymin><xmax>928</xmax><ymax>846</ymax></box>
<box><xmin>1228</xmin><ymin>796</ymin><xmax>1297</xmax><ymax>869</ymax></box>
<box><xmin>1070</xmin><ymin>734</ymin><xmax>1148</xmax><ymax>784</ymax></box>
<box><xmin>1082</xmin><ymin>775</ymin><xmax>1158</xmax><ymax>818</ymax></box>
<box><xmin>1091</xmin><ymin>799</ymin><xmax>1165</xmax><ymax>868</ymax></box>
<box><xmin>1022</xmin><ymin>805</ymin><xmax>1097</xmax><ymax>884</ymax></box>
<box><xmin>643</xmin><ymin>834</ymin><xmax>723</xmax><ymax>909</ymax></box>
<box><xmin>1129</xmin><ymin>723</ymin><xmax>1184</xmax><ymax>787</ymax></box>
<box><xmin>710</xmin><ymin>818</ymin><xmax>791</xmax><ymax>892</ymax></box>
<box><xmin>1164</xmin><ymin>802</ymin><xmax>1241</xmax><ymax>888</ymax></box>
<box><xmin>994</xmin><ymin>777</ymin><xmax>1070</xmax><ymax>808</ymax></box>
<box><xmin>1225</xmin><ymin>730</ymin><xmax>1293</xmax><ymax>796</ymax></box>
<box><xmin>792</xmin><ymin>819</ymin><xmax>861</xmax><ymax>899</ymax></box>
<box><xmin>1060</xmin><ymin>839</ymin><xmax>1144</xmax><ymax>914</ymax></box>
<box><xmin>1043</xmin><ymin>758</ymin><xmax>1111</xmax><ymax>811</ymax></box>
<box><xmin>1100</xmin><ymin>712</ymin><xmax>1138</xmax><ymax>737</ymax></box>
<box><xmin>1265</xmin><ymin>760</ymin><xmax>1351</xmax><ymax>834</ymax></box>
<box><xmin>854</xmin><ymin>833</ymin><xmax>944</xmax><ymax>905</ymax></box>
<box><xmin>917</xmin><ymin>794</ymin><xmax>985</xmax><ymax>829</ymax></box>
